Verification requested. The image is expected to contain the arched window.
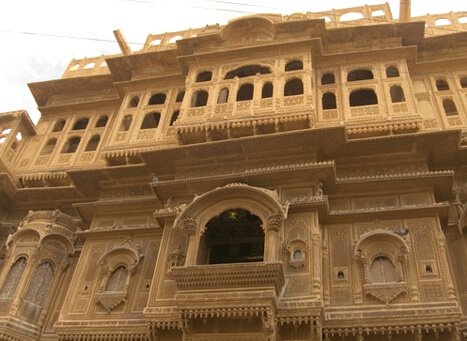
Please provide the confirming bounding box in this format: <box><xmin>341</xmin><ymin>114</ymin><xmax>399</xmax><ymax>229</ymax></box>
<box><xmin>0</xmin><ymin>257</ymin><xmax>26</xmax><ymax>299</ymax></box>
<box><xmin>460</xmin><ymin>76</ymin><xmax>467</xmax><ymax>89</ymax></box>
<box><xmin>40</xmin><ymin>138</ymin><xmax>57</xmax><ymax>155</ymax></box>
<box><xmin>321</xmin><ymin>73</ymin><xmax>335</xmax><ymax>85</ymax></box>
<box><xmin>284</xmin><ymin>78</ymin><xmax>304</xmax><ymax>96</ymax></box>
<box><xmin>191</xmin><ymin>90</ymin><xmax>209</xmax><ymax>107</ymax></box>
<box><xmin>23</xmin><ymin>261</ymin><xmax>54</xmax><ymax>307</ymax></box>
<box><xmin>390</xmin><ymin>85</ymin><xmax>405</xmax><ymax>103</ymax></box>
<box><xmin>106</xmin><ymin>266</ymin><xmax>128</xmax><ymax>292</ymax></box>
<box><xmin>95</xmin><ymin>115</ymin><xmax>108</xmax><ymax>128</ymax></box>
<box><xmin>85</xmin><ymin>135</ymin><xmax>100</xmax><ymax>151</ymax></box>
<box><xmin>349</xmin><ymin>89</ymin><xmax>378</xmax><ymax>106</ymax></box>
<box><xmin>196</xmin><ymin>71</ymin><xmax>212</xmax><ymax>82</ymax></box>
<box><xmin>386</xmin><ymin>66</ymin><xmax>400</xmax><ymax>78</ymax></box>
<box><xmin>128</xmin><ymin>96</ymin><xmax>140</xmax><ymax>108</ymax></box>
<box><xmin>225</xmin><ymin>64</ymin><xmax>271</xmax><ymax>79</ymax></box>
<box><xmin>61</xmin><ymin>136</ymin><xmax>81</xmax><ymax>153</ymax></box>
<box><xmin>72</xmin><ymin>118</ymin><xmax>89</xmax><ymax>130</ymax></box>
<box><xmin>169</xmin><ymin>110</ymin><xmax>180</xmax><ymax>126</ymax></box>
<box><xmin>120</xmin><ymin>115</ymin><xmax>132</xmax><ymax>131</ymax></box>
<box><xmin>236</xmin><ymin>83</ymin><xmax>254</xmax><ymax>101</ymax></box>
<box><xmin>322</xmin><ymin>92</ymin><xmax>337</xmax><ymax>109</ymax></box>
<box><xmin>285</xmin><ymin>60</ymin><xmax>303</xmax><ymax>71</ymax></box>
<box><xmin>141</xmin><ymin>112</ymin><xmax>161</xmax><ymax>129</ymax></box>
<box><xmin>347</xmin><ymin>69</ymin><xmax>374</xmax><ymax>82</ymax></box>
<box><xmin>262</xmin><ymin>82</ymin><xmax>273</xmax><ymax>98</ymax></box>
<box><xmin>436</xmin><ymin>79</ymin><xmax>450</xmax><ymax>91</ymax></box>
<box><xmin>52</xmin><ymin>119</ymin><xmax>66</xmax><ymax>132</ymax></box>
<box><xmin>443</xmin><ymin>99</ymin><xmax>459</xmax><ymax>116</ymax></box>
<box><xmin>200</xmin><ymin>209</ymin><xmax>264</xmax><ymax>265</ymax></box>
<box><xmin>148</xmin><ymin>93</ymin><xmax>166</xmax><ymax>105</ymax></box>
<box><xmin>176</xmin><ymin>90</ymin><xmax>185</xmax><ymax>102</ymax></box>
<box><xmin>217</xmin><ymin>87</ymin><xmax>229</xmax><ymax>104</ymax></box>
<box><xmin>370</xmin><ymin>256</ymin><xmax>398</xmax><ymax>283</ymax></box>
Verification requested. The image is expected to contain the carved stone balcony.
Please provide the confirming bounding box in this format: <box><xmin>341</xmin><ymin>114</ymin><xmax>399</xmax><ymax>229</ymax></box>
<box><xmin>169</xmin><ymin>262</ymin><xmax>285</xmax><ymax>294</ymax></box>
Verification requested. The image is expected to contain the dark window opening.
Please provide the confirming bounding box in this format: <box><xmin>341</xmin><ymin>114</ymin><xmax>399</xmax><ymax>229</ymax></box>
<box><xmin>170</xmin><ymin>110</ymin><xmax>180</xmax><ymax>126</ymax></box>
<box><xmin>120</xmin><ymin>115</ymin><xmax>132</xmax><ymax>131</ymax></box>
<box><xmin>349</xmin><ymin>89</ymin><xmax>378</xmax><ymax>106</ymax></box>
<box><xmin>285</xmin><ymin>60</ymin><xmax>303</xmax><ymax>71</ymax></box>
<box><xmin>436</xmin><ymin>79</ymin><xmax>450</xmax><ymax>91</ymax></box>
<box><xmin>95</xmin><ymin>115</ymin><xmax>108</xmax><ymax>128</ymax></box>
<box><xmin>128</xmin><ymin>96</ymin><xmax>140</xmax><ymax>108</ymax></box>
<box><xmin>386</xmin><ymin>66</ymin><xmax>400</xmax><ymax>78</ymax></box>
<box><xmin>217</xmin><ymin>88</ymin><xmax>229</xmax><ymax>104</ymax></box>
<box><xmin>225</xmin><ymin>64</ymin><xmax>271</xmax><ymax>79</ymax></box>
<box><xmin>261</xmin><ymin>82</ymin><xmax>273</xmax><ymax>98</ymax></box>
<box><xmin>41</xmin><ymin>138</ymin><xmax>57</xmax><ymax>155</ymax></box>
<box><xmin>85</xmin><ymin>135</ymin><xmax>100</xmax><ymax>151</ymax></box>
<box><xmin>196</xmin><ymin>71</ymin><xmax>212</xmax><ymax>82</ymax></box>
<box><xmin>236</xmin><ymin>83</ymin><xmax>254</xmax><ymax>101</ymax></box>
<box><xmin>61</xmin><ymin>136</ymin><xmax>81</xmax><ymax>153</ymax></box>
<box><xmin>176</xmin><ymin>90</ymin><xmax>185</xmax><ymax>102</ymax></box>
<box><xmin>390</xmin><ymin>85</ymin><xmax>405</xmax><ymax>103</ymax></box>
<box><xmin>461</xmin><ymin>76</ymin><xmax>467</xmax><ymax>89</ymax></box>
<box><xmin>72</xmin><ymin>118</ymin><xmax>89</xmax><ymax>130</ymax></box>
<box><xmin>191</xmin><ymin>90</ymin><xmax>209</xmax><ymax>107</ymax></box>
<box><xmin>425</xmin><ymin>265</ymin><xmax>433</xmax><ymax>274</ymax></box>
<box><xmin>106</xmin><ymin>266</ymin><xmax>128</xmax><ymax>292</ymax></box>
<box><xmin>52</xmin><ymin>119</ymin><xmax>66</xmax><ymax>132</ymax></box>
<box><xmin>321</xmin><ymin>73</ymin><xmax>335</xmax><ymax>85</ymax></box>
<box><xmin>322</xmin><ymin>92</ymin><xmax>337</xmax><ymax>109</ymax></box>
<box><xmin>347</xmin><ymin>69</ymin><xmax>374</xmax><ymax>82</ymax></box>
<box><xmin>148</xmin><ymin>93</ymin><xmax>166</xmax><ymax>105</ymax></box>
<box><xmin>200</xmin><ymin>208</ymin><xmax>264</xmax><ymax>265</ymax></box>
<box><xmin>337</xmin><ymin>271</ymin><xmax>345</xmax><ymax>280</ymax></box>
<box><xmin>284</xmin><ymin>78</ymin><xmax>304</xmax><ymax>96</ymax></box>
<box><xmin>443</xmin><ymin>99</ymin><xmax>458</xmax><ymax>116</ymax></box>
<box><xmin>141</xmin><ymin>112</ymin><xmax>161</xmax><ymax>129</ymax></box>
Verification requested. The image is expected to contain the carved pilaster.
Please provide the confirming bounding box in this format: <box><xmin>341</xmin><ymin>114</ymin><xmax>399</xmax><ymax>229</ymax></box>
<box><xmin>266</xmin><ymin>213</ymin><xmax>283</xmax><ymax>232</ymax></box>
<box><xmin>265</xmin><ymin>213</ymin><xmax>283</xmax><ymax>262</ymax></box>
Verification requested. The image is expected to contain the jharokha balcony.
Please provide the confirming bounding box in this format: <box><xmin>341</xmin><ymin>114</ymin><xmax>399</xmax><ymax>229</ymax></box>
<box><xmin>169</xmin><ymin>262</ymin><xmax>285</xmax><ymax>295</ymax></box>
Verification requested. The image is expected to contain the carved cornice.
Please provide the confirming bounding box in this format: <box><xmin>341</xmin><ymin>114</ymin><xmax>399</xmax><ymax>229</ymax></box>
<box><xmin>336</xmin><ymin>170</ymin><xmax>454</xmax><ymax>184</ymax></box>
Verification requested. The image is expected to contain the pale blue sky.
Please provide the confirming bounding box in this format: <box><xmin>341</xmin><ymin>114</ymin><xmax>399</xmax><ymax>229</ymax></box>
<box><xmin>0</xmin><ymin>0</ymin><xmax>465</xmax><ymax>123</ymax></box>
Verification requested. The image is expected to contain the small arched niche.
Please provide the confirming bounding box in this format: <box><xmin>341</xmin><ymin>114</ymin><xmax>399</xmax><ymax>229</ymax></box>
<box><xmin>198</xmin><ymin>208</ymin><xmax>264</xmax><ymax>265</ymax></box>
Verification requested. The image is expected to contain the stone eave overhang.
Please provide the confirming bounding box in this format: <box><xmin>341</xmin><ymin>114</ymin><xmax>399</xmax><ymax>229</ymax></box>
<box><xmin>106</xmin><ymin>49</ymin><xmax>181</xmax><ymax>82</ymax></box>
<box><xmin>66</xmin><ymin>164</ymin><xmax>154</xmax><ymax>197</ymax></box>
<box><xmin>76</xmin><ymin>223</ymin><xmax>161</xmax><ymax>240</ymax></box>
<box><xmin>36</xmin><ymin>97</ymin><xmax>121</xmax><ymax>115</ymax></box>
<box><xmin>28</xmin><ymin>74</ymin><xmax>117</xmax><ymax>107</ymax></box>
<box><xmin>141</xmin><ymin>127</ymin><xmax>346</xmax><ymax>177</ymax></box>
<box><xmin>73</xmin><ymin>194</ymin><xmax>158</xmax><ymax>224</ymax></box>
<box><xmin>420</xmin><ymin>31</ymin><xmax>467</xmax><ymax>53</ymax></box>
<box><xmin>112</xmin><ymin>73</ymin><xmax>185</xmax><ymax>98</ymax></box>
<box><xmin>13</xmin><ymin>186</ymin><xmax>89</xmax><ymax>206</ymax></box>
<box><xmin>54</xmin><ymin>319</ymin><xmax>147</xmax><ymax>338</ymax></box>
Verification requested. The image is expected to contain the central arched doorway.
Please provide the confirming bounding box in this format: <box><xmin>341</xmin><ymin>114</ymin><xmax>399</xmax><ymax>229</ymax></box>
<box><xmin>198</xmin><ymin>208</ymin><xmax>264</xmax><ymax>264</ymax></box>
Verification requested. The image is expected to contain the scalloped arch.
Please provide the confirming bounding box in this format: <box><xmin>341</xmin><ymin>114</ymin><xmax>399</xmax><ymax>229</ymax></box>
<box><xmin>354</xmin><ymin>229</ymin><xmax>408</xmax><ymax>257</ymax></box>
<box><xmin>174</xmin><ymin>183</ymin><xmax>287</xmax><ymax>233</ymax></box>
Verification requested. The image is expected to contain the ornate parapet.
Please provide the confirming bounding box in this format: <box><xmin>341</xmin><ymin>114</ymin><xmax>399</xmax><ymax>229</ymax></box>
<box><xmin>170</xmin><ymin>262</ymin><xmax>284</xmax><ymax>294</ymax></box>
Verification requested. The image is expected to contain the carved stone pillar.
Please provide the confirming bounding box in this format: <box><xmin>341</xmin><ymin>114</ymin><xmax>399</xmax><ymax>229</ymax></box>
<box><xmin>264</xmin><ymin>213</ymin><xmax>283</xmax><ymax>262</ymax></box>
<box><xmin>322</xmin><ymin>240</ymin><xmax>330</xmax><ymax>305</ymax></box>
<box><xmin>436</xmin><ymin>232</ymin><xmax>457</xmax><ymax>299</ymax></box>
<box><xmin>311</xmin><ymin>225</ymin><xmax>321</xmax><ymax>296</ymax></box>
<box><xmin>178</xmin><ymin>217</ymin><xmax>199</xmax><ymax>266</ymax></box>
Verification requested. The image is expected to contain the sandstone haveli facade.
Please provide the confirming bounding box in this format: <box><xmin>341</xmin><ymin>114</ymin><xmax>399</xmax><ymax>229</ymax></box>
<box><xmin>1</xmin><ymin>2</ymin><xmax>467</xmax><ymax>340</ymax></box>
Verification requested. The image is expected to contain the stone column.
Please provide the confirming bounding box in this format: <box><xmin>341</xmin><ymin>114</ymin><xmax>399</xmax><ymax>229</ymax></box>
<box><xmin>264</xmin><ymin>213</ymin><xmax>283</xmax><ymax>262</ymax></box>
<box><xmin>179</xmin><ymin>217</ymin><xmax>199</xmax><ymax>266</ymax></box>
<box><xmin>436</xmin><ymin>232</ymin><xmax>457</xmax><ymax>299</ymax></box>
<box><xmin>311</xmin><ymin>223</ymin><xmax>321</xmax><ymax>296</ymax></box>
